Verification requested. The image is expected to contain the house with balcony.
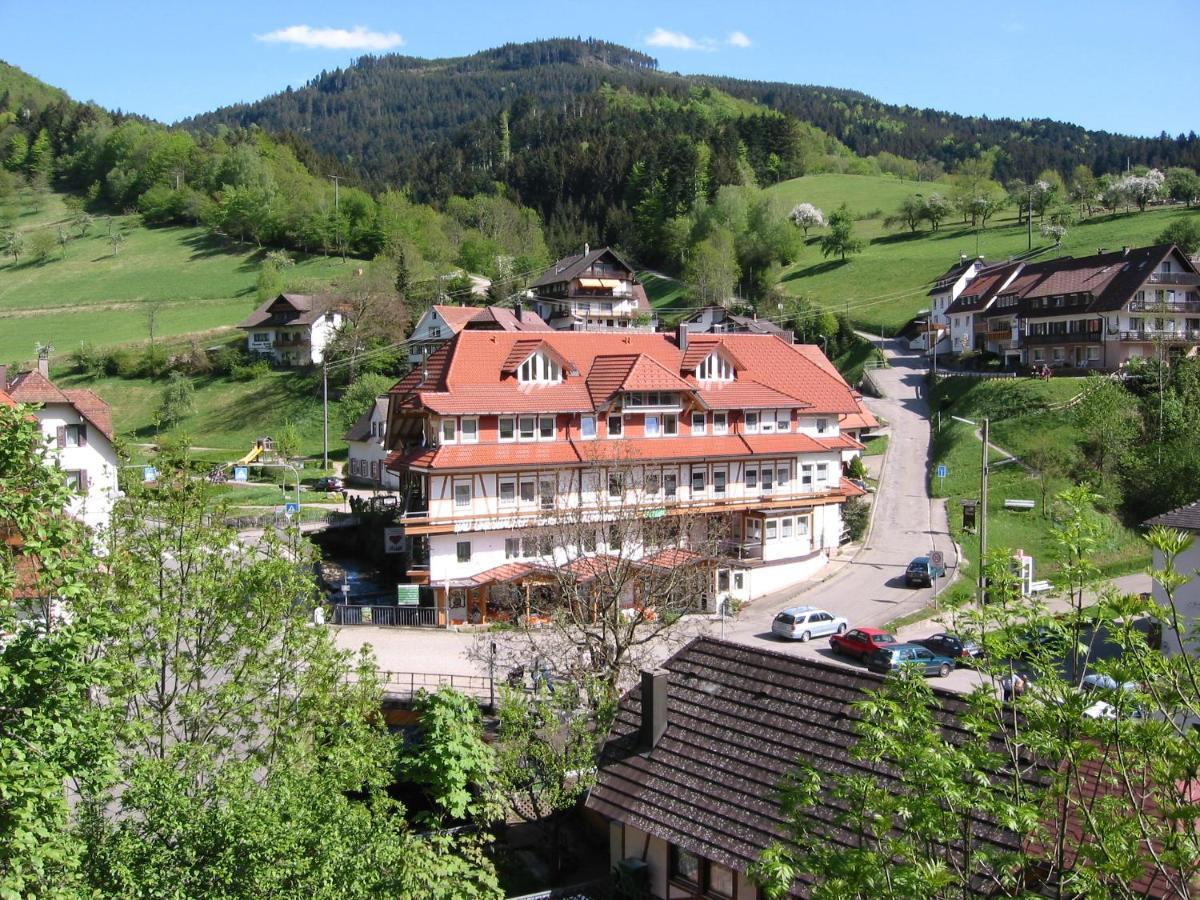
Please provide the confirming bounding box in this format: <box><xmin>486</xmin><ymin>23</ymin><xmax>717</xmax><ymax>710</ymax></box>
<box><xmin>943</xmin><ymin>260</ymin><xmax>1023</xmax><ymax>354</ymax></box>
<box><xmin>528</xmin><ymin>246</ymin><xmax>655</xmax><ymax>331</ymax></box>
<box><xmin>2</xmin><ymin>357</ymin><xmax>119</xmax><ymax>535</ymax></box>
<box><xmin>928</xmin><ymin>254</ymin><xmax>988</xmax><ymax>332</ymax></box>
<box><xmin>237</xmin><ymin>293</ymin><xmax>343</xmax><ymax>366</ymax></box>
<box><xmin>345</xmin><ymin>396</ymin><xmax>400</xmax><ymax>490</ymax></box>
<box><xmin>406</xmin><ymin>303</ymin><xmax>550</xmax><ymax>366</ymax></box>
<box><xmin>382</xmin><ymin>328</ymin><xmax>864</xmax><ymax>623</ymax></box>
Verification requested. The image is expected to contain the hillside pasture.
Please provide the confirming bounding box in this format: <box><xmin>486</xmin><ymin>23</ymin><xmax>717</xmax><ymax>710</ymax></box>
<box><xmin>766</xmin><ymin>174</ymin><xmax>1200</xmax><ymax>335</ymax></box>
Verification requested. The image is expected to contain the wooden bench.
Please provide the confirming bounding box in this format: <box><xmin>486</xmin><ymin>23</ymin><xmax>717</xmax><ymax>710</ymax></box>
<box><xmin>1004</xmin><ymin>499</ymin><xmax>1036</xmax><ymax>511</ymax></box>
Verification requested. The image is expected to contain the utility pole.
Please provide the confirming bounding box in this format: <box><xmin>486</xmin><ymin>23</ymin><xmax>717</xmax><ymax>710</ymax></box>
<box><xmin>322</xmin><ymin>359</ymin><xmax>329</xmax><ymax>471</ymax></box>
<box><xmin>1027</xmin><ymin>186</ymin><xmax>1033</xmax><ymax>251</ymax></box>
<box><xmin>328</xmin><ymin>174</ymin><xmax>345</xmax><ymax>262</ymax></box>
<box><xmin>979</xmin><ymin>417</ymin><xmax>990</xmax><ymax>605</ymax></box>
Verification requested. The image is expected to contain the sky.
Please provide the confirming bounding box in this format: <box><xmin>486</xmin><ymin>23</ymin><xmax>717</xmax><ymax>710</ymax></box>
<box><xmin>2</xmin><ymin>0</ymin><xmax>1196</xmax><ymax>138</ymax></box>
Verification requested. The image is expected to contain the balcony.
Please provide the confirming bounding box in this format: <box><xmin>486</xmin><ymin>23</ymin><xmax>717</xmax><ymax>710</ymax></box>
<box><xmin>1147</xmin><ymin>272</ymin><xmax>1200</xmax><ymax>286</ymax></box>
<box><xmin>1021</xmin><ymin>331</ymin><xmax>1103</xmax><ymax>345</ymax></box>
<box><xmin>274</xmin><ymin>336</ymin><xmax>311</xmax><ymax>348</ymax></box>
<box><xmin>1119</xmin><ymin>329</ymin><xmax>1200</xmax><ymax>343</ymax></box>
<box><xmin>1128</xmin><ymin>297</ymin><xmax>1200</xmax><ymax>313</ymax></box>
<box><xmin>718</xmin><ymin>539</ymin><xmax>763</xmax><ymax>560</ymax></box>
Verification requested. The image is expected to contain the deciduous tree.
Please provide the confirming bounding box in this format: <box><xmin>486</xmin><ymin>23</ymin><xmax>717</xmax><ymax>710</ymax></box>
<box><xmin>788</xmin><ymin>202</ymin><xmax>824</xmax><ymax>237</ymax></box>
<box><xmin>819</xmin><ymin>204</ymin><xmax>863</xmax><ymax>261</ymax></box>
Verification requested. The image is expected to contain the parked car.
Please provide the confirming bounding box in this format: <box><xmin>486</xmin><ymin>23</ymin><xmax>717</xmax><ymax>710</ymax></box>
<box><xmin>867</xmin><ymin>643</ymin><xmax>955</xmax><ymax>678</ymax></box>
<box><xmin>911</xmin><ymin>632</ymin><xmax>983</xmax><ymax>665</ymax></box>
<box><xmin>313</xmin><ymin>476</ymin><xmax>344</xmax><ymax>492</ymax></box>
<box><xmin>905</xmin><ymin>556</ymin><xmax>946</xmax><ymax>587</ymax></box>
<box><xmin>772</xmin><ymin>606</ymin><xmax>848</xmax><ymax>642</ymax></box>
<box><xmin>830</xmin><ymin>627</ymin><xmax>897</xmax><ymax>660</ymax></box>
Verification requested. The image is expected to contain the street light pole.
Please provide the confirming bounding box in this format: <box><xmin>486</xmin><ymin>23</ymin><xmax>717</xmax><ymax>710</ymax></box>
<box><xmin>322</xmin><ymin>359</ymin><xmax>329</xmax><ymax>471</ymax></box>
<box><xmin>979</xmin><ymin>417</ymin><xmax>989</xmax><ymax>604</ymax></box>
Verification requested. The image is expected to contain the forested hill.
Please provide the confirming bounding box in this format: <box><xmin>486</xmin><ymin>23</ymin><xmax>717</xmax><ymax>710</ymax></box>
<box><xmin>182</xmin><ymin>39</ymin><xmax>672</xmax><ymax>186</ymax></box>
<box><xmin>183</xmin><ymin>37</ymin><xmax>1200</xmax><ymax>194</ymax></box>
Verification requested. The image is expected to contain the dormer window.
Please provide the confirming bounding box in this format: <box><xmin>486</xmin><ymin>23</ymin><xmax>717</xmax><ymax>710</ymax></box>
<box><xmin>519</xmin><ymin>352</ymin><xmax>562</xmax><ymax>384</ymax></box>
<box><xmin>697</xmin><ymin>351</ymin><xmax>734</xmax><ymax>383</ymax></box>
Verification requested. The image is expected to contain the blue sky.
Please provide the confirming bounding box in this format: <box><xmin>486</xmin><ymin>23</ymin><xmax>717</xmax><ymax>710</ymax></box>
<box><xmin>2</xmin><ymin>0</ymin><xmax>1195</xmax><ymax>137</ymax></box>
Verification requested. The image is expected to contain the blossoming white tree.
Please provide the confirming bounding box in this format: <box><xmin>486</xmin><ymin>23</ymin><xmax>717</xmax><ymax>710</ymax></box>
<box><xmin>788</xmin><ymin>202</ymin><xmax>825</xmax><ymax>237</ymax></box>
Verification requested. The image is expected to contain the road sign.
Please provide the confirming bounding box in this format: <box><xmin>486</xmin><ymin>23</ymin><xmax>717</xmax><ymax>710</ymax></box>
<box><xmin>397</xmin><ymin>584</ymin><xmax>420</xmax><ymax>606</ymax></box>
<box><xmin>284</xmin><ymin>502</ymin><xmax>300</xmax><ymax>518</ymax></box>
<box><xmin>936</xmin><ymin>464</ymin><xmax>947</xmax><ymax>479</ymax></box>
<box><xmin>384</xmin><ymin>527</ymin><xmax>406</xmax><ymax>553</ymax></box>
<box><xmin>644</xmin><ymin>507</ymin><xmax>667</xmax><ymax>519</ymax></box>
<box><xmin>234</xmin><ymin>466</ymin><xmax>248</xmax><ymax>483</ymax></box>
<box><xmin>142</xmin><ymin>466</ymin><xmax>157</xmax><ymax>483</ymax></box>
<box><xmin>930</xmin><ymin>550</ymin><xmax>945</xmax><ymax>569</ymax></box>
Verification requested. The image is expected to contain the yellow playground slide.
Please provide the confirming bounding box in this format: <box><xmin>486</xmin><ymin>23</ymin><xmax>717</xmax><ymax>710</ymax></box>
<box><xmin>236</xmin><ymin>444</ymin><xmax>263</xmax><ymax>466</ymax></box>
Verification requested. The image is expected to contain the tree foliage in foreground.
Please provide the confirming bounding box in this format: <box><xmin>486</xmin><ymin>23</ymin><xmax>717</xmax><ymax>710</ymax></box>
<box><xmin>754</xmin><ymin>486</ymin><xmax>1200</xmax><ymax>899</ymax></box>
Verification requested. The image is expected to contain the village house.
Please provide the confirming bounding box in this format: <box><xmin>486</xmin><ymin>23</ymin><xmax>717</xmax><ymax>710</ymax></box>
<box><xmin>680</xmin><ymin>305</ymin><xmax>794</xmax><ymax>341</ymax></box>
<box><xmin>938</xmin><ymin>244</ymin><xmax>1200</xmax><ymax>371</ymax></box>
<box><xmin>237</xmin><ymin>293</ymin><xmax>343</xmax><ymax>366</ymax></box>
<box><xmin>928</xmin><ymin>255</ymin><xmax>988</xmax><ymax>331</ymax></box>
<box><xmin>381</xmin><ymin>328</ymin><xmax>868</xmax><ymax>624</ymax></box>
<box><xmin>2</xmin><ymin>356</ymin><xmax>119</xmax><ymax>535</ymax></box>
<box><xmin>528</xmin><ymin>246</ymin><xmax>655</xmax><ymax>331</ymax></box>
<box><xmin>406</xmin><ymin>302</ymin><xmax>550</xmax><ymax>366</ymax></box>
<box><xmin>344</xmin><ymin>395</ymin><xmax>400</xmax><ymax>490</ymax></box>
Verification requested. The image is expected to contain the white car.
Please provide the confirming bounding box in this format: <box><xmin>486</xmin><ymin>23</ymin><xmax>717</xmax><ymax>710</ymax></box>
<box><xmin>772</xmin><ymin>606</ymin><xmax>848</xmax><ymax>642</ymax></box>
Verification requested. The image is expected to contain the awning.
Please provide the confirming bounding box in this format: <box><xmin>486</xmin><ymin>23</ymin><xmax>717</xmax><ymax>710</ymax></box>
<box><xmin>599</xmin><ymin>278</ymin><xmax>623</xmax><ymax>288</ymax></box>
<box><xmin>578</xmin><ymin>277</ymin><xmax>604</xmax><ymax>288</ymax></box>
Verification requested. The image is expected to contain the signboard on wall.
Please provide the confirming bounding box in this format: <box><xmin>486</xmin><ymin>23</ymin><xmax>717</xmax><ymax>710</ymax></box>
<box><xmin>384</xmin><ymin>527</ymin><xmax>406</xmax><ymax>554</ymax></box>
<box><xmin>397</xmin><ymin>584</ymin><xmax>420</xmax><ymax>606</ymax></box>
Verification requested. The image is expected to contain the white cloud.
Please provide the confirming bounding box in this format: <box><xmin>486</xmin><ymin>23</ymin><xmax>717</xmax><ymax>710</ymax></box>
<box><xmin>727</xmin><ymin>31</ymin><xmax>752</xmax><ymax>48</ymax></box>
<box><xmin>256</xmin><ymin>25</ymin><xmax>405</xmax><ymax>51</ymax></box>
<box><xmin>645</xmin><ymin>27</ymin><xmax>714</xmax><ymax>51</ymax></box>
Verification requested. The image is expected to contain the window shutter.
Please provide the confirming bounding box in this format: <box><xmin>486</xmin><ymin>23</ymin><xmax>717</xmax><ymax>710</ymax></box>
<box><xmin>78</xmin><ymin>423</ymin><xmax>88</xmax><ymax>446</ymax></box>
<box><xmin>80</xmin><ymin>471</ymin><xmax>89</xmax><ymax>495</ymax></box>
<box><xmin>56</xmin><ymin>426</ymin><xmax>66</xmax><ymax>448</ymax></box>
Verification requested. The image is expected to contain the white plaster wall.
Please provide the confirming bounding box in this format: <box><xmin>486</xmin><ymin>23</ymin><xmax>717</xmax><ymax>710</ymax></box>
<box><xmin>34</xmin><ymin>404</ymin><xmax>119</xmax><ymax>535</ymax></box>
<box><xmin>1152</xmin><ymin>542</ymin><xmax>1200</xmax><ymax>657</ymax></box>
<box><xmin>309</xmin><ymin>313</ymin><xmax>341</xmax><ymax>364</ymax></box>
<box><xmin>743</xmin><ymin>551</ymin><xmax>828</xmax><ymax>600</ymax></box>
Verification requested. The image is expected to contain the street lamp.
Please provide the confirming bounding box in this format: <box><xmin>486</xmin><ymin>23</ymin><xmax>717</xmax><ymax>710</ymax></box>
<box><xmin>815</xmin><ymin>333</ymin><xmax>829</xmax><ymax>355</ymax></box>
<box><xmin>950</xmin><ymin>415</ymin><xmax>989</xmax><ymax>604</ymax></box>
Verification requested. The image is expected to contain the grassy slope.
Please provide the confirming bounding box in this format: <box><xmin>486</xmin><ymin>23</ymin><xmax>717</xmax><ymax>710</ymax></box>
<box><xmin>638</xmin><ymin>270</ymin><xmax>688</xmax><ymax>312</ymax></box>
<box><xmin>929</xmin><ymin>376</ymin><xmax>1148</xmax><ymax>579</ymax></box>
<box><xmin>766</xmin><ymin>174</ymin><xmax>1200</xmax><ymax>335</ymax></box>
<box><xmin>0</xmin><ymin>189</ymin><xmax>361</xmax><ymax>362</ymax></box>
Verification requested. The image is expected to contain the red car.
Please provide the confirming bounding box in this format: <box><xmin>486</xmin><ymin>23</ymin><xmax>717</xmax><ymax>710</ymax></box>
<box><xmin>830</xmin><ymin>627</ymin><xmax>898</xmax><ymax>661</ymax></box>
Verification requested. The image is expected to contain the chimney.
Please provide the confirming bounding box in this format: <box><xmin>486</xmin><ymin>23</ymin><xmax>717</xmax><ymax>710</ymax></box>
<box><xmin>677</xmin><ymin>322</ymin><xmax>689</xmax><ymax>352</ymax></box>
<box><xmin>37</xmin><ymin>348</ymin><xmax>49</xmax><ymax>379</ymax></box>
<box><xmin>1122</xmin><ymin>246</ymin><xmax>1130</xmax><ymax>256</ymax></box>
<box><xmin>584</xmin><ymin>242</ymin><xmax>590</xmax><ymax>257</ymax></box>
<box><xmin>639</xmin><ymin>669</ymin><xmax>668</xmax><ymax>751</ymax></box>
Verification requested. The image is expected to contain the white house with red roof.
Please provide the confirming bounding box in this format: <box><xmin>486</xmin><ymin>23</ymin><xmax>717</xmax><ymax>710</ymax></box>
<box><xmin>382</xmin><ymin>328</ymin><xmax>865</xmax><ymax>622</ymax></box>
<box><xmin>406</xmin><ymin>303</ymin><xmax>550</xmax><ymax>366</ymax></box>
<box><xmin>237</xmin><ymin>293</ymin><xmax>343</xmax><ymax>366</ymax></box>
<box><xmin>2</xmin><ymin>356</ymin><xmax>119</xmax><ymax>534</ymax></box>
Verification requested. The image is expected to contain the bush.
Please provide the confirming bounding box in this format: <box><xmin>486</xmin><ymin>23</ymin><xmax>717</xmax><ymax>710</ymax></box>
<box><xmin>140</xmin><ymin>344</ymin><xmax>170</xmax><ymax>378</ymax></box>
<box><xmin>111</xmin><ymin>348</ymin><xmax>144</xmax><ymax>378</ymax></box>
<box><xmin>71</xmin><ymin>342</ymin><xmax>112</xmax><ymax>377</ymax></box>
<box><xmin>842</xmin><ymin>496</ymin><xmax>871</xmax><ymax>541</ymax></box>
<box><xmin>230</xmin><ymin>359</ymin><xmax>270</xmax><ymax>382</ymax></box>
<box><xmin>847</xmin><ymin>455</ymin><xmax>867</xmax><ymax>480</ymax></box>
<box><xmin>209</xmin><ymin>345</ymin><xmax>243</xmax><ymax>376</ymax></box>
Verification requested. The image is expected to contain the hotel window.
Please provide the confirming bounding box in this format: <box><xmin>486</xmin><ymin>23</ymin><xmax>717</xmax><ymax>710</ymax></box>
<box><xmin>539</xmin><ymin>416</ymin><xmax>555</xmax><ymax>440</ymax></box>
<box><xmin>746</xmin><ymin>465</ymin><xmax>758</xmax><ymax>489</ymax></box>
<box><xmin>519</xmin><ymin>416</ymin><xmax>537</xmax><ymax>441</ymax></box>
<box><xmin>440</xmin><ymin>418</ymin><xmax>456</xmax><ymax>443</ymax></box>
<box><xmin>816</xmin><ymin>463</ymin><xmax>829</xmax><ymax>486</ymax></box>
<box><xmin>518</xmin><ymin>352</ymin><xmax>562</xmax><ymax>384</ymax></box>
<box><xmin>760</xmin><ymin>412</ymin><xmax>776</xmax><ymax>434</ymax></box>
<box><xmin>777</xmin><ymin>410</ymin><xmax>790</xmax><ymax>432</ymax></box>
<box><xmin>608</xmin><ymin>473</ymin><xmax>624</xmax><ymax>497</ymax></box>
<box><xmin>663</xmin><ymin>472</ymin><xmax>678</xmax><ymax>498</ymax></box>
<box><xmin>816</xmin><ymin>417</ymin><xmax>828</xmax><ymax>434</ymax></box>
<box><xmin>581</xmin><ymin>415</ymin><xmax>596</xmax><ymax>439</ymax></box>
<box><xmin>697</xmin><ymin>351</ymin><xmax>734</xmax><ymax>382</ymax></box>
<box><xmin>662</xmin><ymin>414</ymin><xmax>678</xmax><ymax>436</ymax></box>
<box><xmin>520</xmin><ymin>479</ymin><xmax>536</xmax><ymax>503</ymax></box>
<box><xmin>582</xmin><ymin>530</ymin><xmax>598</xmax><ymax>553</ymax></box>
<box><xmin>456</xmin><ymin>541</ymin><xmax>471</xmax><ymax>563</ymax></box>
<box><xmin>645</xmin><ymin>415</ymin><xmax>661</xmax><ymax>437</ymax></box>
<box><xmin>539</xmin><ymin>477</ymin><xmax>556</xmax><ymax>510</ymax></box>
<box><xmin>669</xmin><ymin>846</ymin><xmax>701</xmax><ymax>886</ymax></box>
<box><xmin>645</xmin><ymin>471</ymin><xmax>661</xmax><ymax>495</ymax></box>
<box><xmin>712</xmin><ymin>412</ymin><xmax>728</xmax><ymax>435</ymax></box>
<box><xmin>608</xmin><ymin>415</ymin><xmax>624</xmax><ymax>438</ymax></box>
<box><xmin>460</xmin><ymin>418</ymin><xmax>478</xmax><ymax>443</ymax></box>
<box><xmin>691</xmin><ymin>412</ymin><xmax>706</xmax><ymax>434</ymax></box>
<box><xmin>745</xmin><ymin>411</ymin><xmax>759</xmax><ymax>433</ymax></box>
<box><xmin>765</xmin><ymin>520</ymin><xmax>778</xmax><ymax>541</ymax></box>
<box><xmin>761</xmin><ymin>466</ymin><xmax>774</xmax><ymax>491</ymax></box>
<box><xmin>798</xmin><ymin>516</ymin><xmax>810</xmax><ymax>536</ymax></box>
<box><xmin>499</xmin><ymin>417</ymin><xmax>515</xmax><ymax>441</ymax></box>
<box><xmin>801</xmin><ymin>464</ymin><xmax>813</xmax><ymax>490</ymax></box>
<box><xmin>713</xmin><ymin>469</ymin><xmax>727</xmax><ymax>495</ymax></box>
<box><xmin>454</xmin><ymin>482</ymin><xmax>472</xmax><ymax>508</ymax></box>
<box><xmin>505</xmin><ymin>538</ymin><xmax>523</xmax><ymax>559</ymax></box>
<box><xmin>777</xmin><ymin>464</ymin><xmax>789</xmax><ymax>490</ymax></box>
<box><xmin>691</xmin><ymin>468</ymin><xmax>706</xmax><ymax>494</ymax></box>
<box><xmin>499</xmin><ymin>478</ymin><xmax>516</xmax><ymax>505</ymax></box>
<box><xmin>782</xmin><ymin>518</ymin><xmax>794</xmax><ymax>538</ymax></box>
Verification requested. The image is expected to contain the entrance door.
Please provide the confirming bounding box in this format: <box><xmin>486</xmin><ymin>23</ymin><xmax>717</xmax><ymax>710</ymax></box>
<box><xmin>1074</xmin><ymin>346</ymin><xmax>1086</xmax><ymax>367</ymax></box>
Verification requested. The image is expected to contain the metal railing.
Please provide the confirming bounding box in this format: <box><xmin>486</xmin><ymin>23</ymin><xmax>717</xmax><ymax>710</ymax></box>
<box><xmin>1129</xmin><ymin>296</ymin><xmax>1200</xmax><ymax>312</ymax></box>
<box><xmin>1022</xmin><ymin>330</ymin><xmax>1102</xmax><ymax>345</ymax></box>
<box><xmin>718</xmin><ymin>539</ymin><xmax>763</xmax><ymax>560</ymax></box>
<box><xmin>373</xmin><ymin>670</ymin><xmax>493</xmax><ymax>701</ymax></box>
<box><xmin>1120</xmin><ymin>329</ymin><xmax>1200</xmax><ymax>342</ymax></box>
<box><xmin>1147</xmin><ymin>272</ymin><xmax>1200</xmax><ymax>286</ymax></box>
<box><xmin>330</xmin><ymin>604</ymin><xmax>440</xmax><ymax>628</ymax></box>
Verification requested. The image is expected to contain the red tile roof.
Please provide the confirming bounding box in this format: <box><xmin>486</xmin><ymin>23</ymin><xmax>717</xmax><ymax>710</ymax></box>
<box><xmin>817</xmin><ymin>433</ymin><xmax>865</xmax><ymax>451</ymax></box>
<box><xmin>62</xmin><ymin>389</ymin><xmax>114</xmax><ymax>441</ymax></box>
<box><xmin>467</xmin><ymin>561</ymin><xmax>541</xmax><ymax>586</ymax></box>
<box><xmin>0</xmin><ymin>389</ymin><xmax>15</xmax><ymax>408</ymax></box>
<box><xmin>579</xmin><ymin>435</ymin><xmax>752</xmax><ymax>465</ymax></box>
<box><xmin>740</xmin><ymin>433</ymin><xmax>827</xmax><ymax>455</ymax></box>
<box><xmin>8</xmin><ymin>370</ymin><xmax>70</xmax><ymax>404</ymax></box>
<box><xmin>839</xmin><ymin>409</ymin><xmax>879</xmax><ymax>432</ymax></box>
<box><xmin>694</xmin><ymin>379</ymin><xmax>807</xmax><ymax>410</ymax></box>
<box><xmin>619</xmin><ymin>355</ymin><xmax>694</xmax><ymax>393</ymax></box>
<box><xmin>841</xmin><ymin>477</ymin><xmax>868</xmax><ymax>497</ymax></box>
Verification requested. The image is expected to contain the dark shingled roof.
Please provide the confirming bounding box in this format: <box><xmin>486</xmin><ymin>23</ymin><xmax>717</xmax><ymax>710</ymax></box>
<box><xmin>237</xmin><ymin>293</ymin><xmax>339</xmax><ymax>329</ymax></box>
<box><xmin>530</xmin><ymin>246</ymin><xmax>636</xmax><ymax>289</ymax></box>
<box><xmin>1144</xmin><ymin>498</ymin><xmax>1200</xmax><ymax>531</ymax></box>
<box><xmin>587</xmin><ymin>637</ymin><xmax>1046</xmax><ymax>895</ymax></box>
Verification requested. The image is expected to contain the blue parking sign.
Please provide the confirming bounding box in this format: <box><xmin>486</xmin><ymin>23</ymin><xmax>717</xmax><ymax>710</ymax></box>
<box><xmin>936</xmin><ymin>464</ymin><xmax>947</xmax><ymax>479</ymax></box>
<box><xmin>143</xmin><ymin>466</ymin><xmax>157</xmax><ymax>482</ymax></box>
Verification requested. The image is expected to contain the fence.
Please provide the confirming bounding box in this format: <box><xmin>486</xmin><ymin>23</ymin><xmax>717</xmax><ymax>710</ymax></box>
<box><xmin>372</xmin><ymin>670</ymin><xmax>494</xmax><ymax>702</ymax></box>
<box><xmin>934</xmin><ymin>371</ymin><xmax>1017</xmax><ymax>380</ymax></box>
<box><xmin>329</xmin><ymin>604</ymin><xmax>440</xmax><ymax>628</ymax></box>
